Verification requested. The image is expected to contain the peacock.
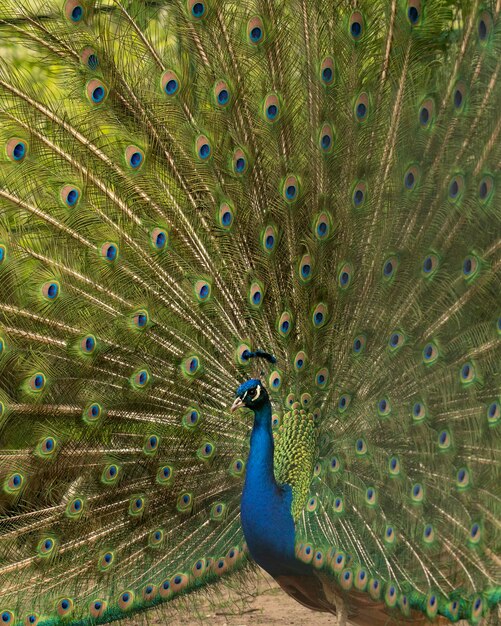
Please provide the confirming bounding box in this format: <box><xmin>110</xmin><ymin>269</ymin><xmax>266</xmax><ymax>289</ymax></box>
<box><xmin>0</xmin><ymin>0</ymin><xmax>500</xmax><ymax>624</ymax></box>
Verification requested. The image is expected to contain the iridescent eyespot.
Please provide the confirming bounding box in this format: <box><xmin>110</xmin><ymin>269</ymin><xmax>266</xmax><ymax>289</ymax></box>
<box><xmin>312</xmin><ymin>303</ymin><xmax>328</xmax><ymax>328</ymax></box>
<box><xmin>157</xmin><ymin>465</ymin><xmax>173</xmax><ymax>485</ymax></box>
<box><xmin>407</xmin><ymin>0</ymin><xmax>421</xmax><ymax>25</ymax></box>
<box><xmin>131</xmin><ymin>368</ymin><xmax>150</xmax><ymax>388</ymax></box>
<box><xmin>333</xmin><ymin>496</ymin><xmax>344</xmax><ymax>513</ymax></box>
<box><xmin>149</xmin><ymin>529</ymin><xmax>164</xmax><ymax>546</ymax></box>
<box><xmin>301</xmin><ymin>393</ymin><xmax>311</xmax><ymax>408</ymax></box>
<box><xmin>448</xmin><ymin>175</ymin><xmax>464</xmax><ymax>201</ymax></box>
<box><xmin>423</xmin><ymin>523</ymin><xmax>435</xmax><ymax>543</ymax></box>
<box><xmin>102</xmin><ymin>464</ymin><xmax>119</xmax><ymax>484</ymax></box>
<box><xmin>377</xmin><ymin>397</ymin><xmax>391</xmax><ymax>417</ymax></box>
<box><xmin>456</xmin><ymin>466</ymin><xmax>471</xmax><ymax>490</ymax></box>
<box><xmin>487</xmin><ymin>400</ymin><xmax>500</xmax><ymax>426</ymax></box>
<box><xmin>316</xmin><ymin>367</ymin><xmax>329</xmax><ymax>388</ymax></box>
<box><xmin>355</xmin><ymin>568</ymin><xmax>368</xmax><ymax>591</ymax></box>
<box><xmin>0</xmin><ymin>245</ymin><xmax>6</xmax><ymax>265</ymax></box>
<box><xmin>247</xmin><ymin>16</ymin><xmax>264</xmax><ymax>44</ymax></box>
<box><xmin>355</xmin><ymin>437</ymin><xmax>367</xmax><ymax>456</ymax></box>
<box><xmin>354</xmin><ymin>93</ymin><xmax>369</xmax><ymax>122</ymax></box>
<box><xmin>182</xmin><ymin>355</ymin><xmax>201</xmax><ymax>377</ymax></box>
<box><xmin>282</xmin><ymin>175</ymin><xmax>299</xmax><ymax>202</ymax></box>
<box><xmin>264</xmin><ymin>93</ymin><xmax>280</xmax><ymax>122</ymax></box>
<box><xmin>218</xmin><ymin>202</ymin><xmax>234</xmax><ymax>229</ymax></box>
<box><xmin>80</xmin><ymin>47</ymin><xmax>98</xmax><ymax>69</ymax></box>
<box><xmin>382</xmin><ymin>255</ymin><xmax>398</xmax><ymax>281</ymax></box>
<box><xmin>352</xmin><ymin>181</ymin><xmax>367</xmax><ymax>208</ymax></box>
<box><xmin>338</xmin><ymin>393</ymin><xmax>351</xmax><ymax>413</ymax></box>
<box><xmin>365</xmin><ymin>487</ymin><xmax>376</xmax><ymax>506</ymax></box>
<box><xmin>64</xmin><ymin>0</ymin><xmax>84</xmax><ymax>22</ymax></box>
<box><xmin>229</xmin><ymin>458</ymin><xmax>245</xmax><ymax>476</ymax></box>
<box><xmin>478</xmin><ymin>11</ymin><xmax>493</xmax><ymax>43</ymax></box>
<box><xmin>236</xmin><ymin>343</ymin><xmax>252</xmax><ymax>365</ymax></box>
<box><xmin>422</xmin><ymin>341</ymin><xmax>439</xmax><ymax>364</ymax></box>
<box><xmin>319</xmin><ymin>123</ymin><xmax>333</xmax><ymax>153</ymax></box>
<box><xmin>144</xmin><ymin>434</ymin><xmax>159</xmax><ymax>454</ymax></box>
<box><xmin>460</xmin><ymin>361</ymin><xmax>476</xmax><ymax>384</ymax></box>
<box><xmin>177</xmin><ymin>492</ymin><xmax>193</xmax><ymax>512</ymax></box>
<box><xmin>183</xmin><ymin>407</ymin><xmax>201</xmax><ymax>429</ymax></box>
<box><xmin>211</xmin><ymin>502</ymin><xmax>226</xmax><ymax>520</ymax></box>
<box><xmin>385</xmin><ymin>584</ymin><xmax>398</xmax><ymax>608</ymax></box>
<box><xmin>384</xmin><ymin>525</ymin><xmax>396</xmax><ymax>545</ymax></box>
<box><xmin>192</xmin><ymin>558</ymin><xmax>207</xmax><ymax>577</ymax></box>
<box><xmin>314</xmin><ymin>212</ymin><xmax>332</xmax><ymax>239</ymax></box>
<box><xmin>320</xmin><ymin>57</ymin><xmax>335</xmax><ymax>85</ymax></box>
<box><xmin>42</xmin><ymin>281</ymin><xmax>60</xmax><ymax>300</ymax></box>
<box><xmin>6</xmin><ymin>138</ymin><xmax>27</xmax><ymax>162</ymax></box>
<box><xmin>426</xmin><ymin>594</ymin><xmax>439</xmax><ymax>618</ymax></box>
<box><xmin>388</xmin><ymin>330</ymin><xmax>404</xmax><ymax>350</ymax></box>
<box><xmin>61</xmin><ymin>185</ymin><xmax>80</xmax><ymax>207</ymax></box>
<box><xmin>469</xmin><ymin>522</ymin><xmax>482</xmax><ymax>545</ymax></box>
<box><xmin>340</xmin><ymin>569</ymin><xmax>353</xmax><ymax>590</ymax></box>
<box><xmin>196</xmin><ymin>135</ymin><xmax>211</xmax><ymax>161</ymax></box>
<box><xmin>272</xmin><ymin>414</ymin><xmax>281</xmax><ymax>429</ymax></box>
<box><xmin>4</xmin><ymin>472</ymin><xmax>24</xmax><ymax>493</ymax></box>
<box><xmin>194</xmin><ymin>279</ymin><xmax>211</xmax><ymax>302</ymax></box>
<box><xmin>419</xmin><ymin>97</ymin><xmax>434</xmax><ymax>128</ymax></box>
<box><xmin>404</xmin><ymin>165</ymin><xmax>419</xmax><ymax>190</ymax></box>
<box><xmin>25</xmin><ymin>615</ymin><xmax>38</xmax><ymax>626</ymax></box>
<box><xmin>277</xmin><ymin>311</ymin><xmax>292</xmax><ymax>337</ymax></box>
<box><xmin>29</xmin><ymin>372</ymin><xmax>46</xmax><ymax>392</ymax></box>
<box><xmin>349</xmin><ymin>11</ymin><xmax>364</xmax><ymax>39</ymax></box>
<box><xmin>478</xmin><ymin>175</ymin><xmax>493</xmax><ymax>203</ymax></box>
<box><xmin>232</xmin><ymin>148</ymin><xmax>248</xmax><ymax>174</ymax></box>
<box><xmin>83</xmin><ymin>402</ymin><xmax>102</xmax><ymax>423</ymax></box>
<box><xmin>129</xmin><ymin>496</ymin><xmax>145</xmax><ymax>515</ymax></box>
<box><xmin>299</xmin><ymin>254</ymin><xmax>313</xmax><ymax>282</ymax></box>
<box><xmin>187</xmin><ymin>0</ymin><xmax>206</xmax><ymax>19</ymax></box>
<box><xmin>438</xmin><ymin>429</ymin><xmax>451</xmax><ymax>450</ymax></box>
<box><xmin>38</xmin><ymin>436</ymin><xmax>56</xmax><ymax>457</ymax></box>
<box><xmin>89</xmin><ymin>600</ymin><xmax>107</xmax><ymax>618</ymax></box>
<box><xmin>462</xmin><ymin>255</ymin><xmax>479</xmax><ymax>280</ymax></box>
<box><xmin>38</xmin><ymin>537</ymin><xmax>56</xmax><ymax>556</ymax></box>
<box><xmin>118</xmin><ymin>591</ymin><xmax>134</xmax><ymax>611</ymax></box>
<box><xmin>80</xmin><ymin>334</ymin><xmax>96</xmax><ymax>354</ymax></box>
<box><xmin>471</xmin><ymin>597</ymin><xmax>483</xmax><ymax>621</ymax></box>
<box><xmin>262</xmin><ymin>225</ymin><xmax>277</xmax><ymax>253</ymax></box>
<box><xmin>412</xmin><ymin>401</ymin><xmax>426</xmax><ymax>422</ymax></box>
<box><xmin>249</xmin><ymin>281</ymin><xmax>264</xmax><ymax>308</ymax></box>
<box><xmin>422</xmin><ymin>253</ymin><xmax>439</xmax><ymax>276</ymax></box>
<box><xmin>197</xmin><ymin>441</ymin><xmax>215</xmax><ymax>460</ymax></box>
<box><xmin>388</xmin><ymin>455</ymin><xmax>400</xmax><ymax>475</ymax></box>
<box><xmin>56</xmin><ymin>599</ymin><xmax>73</xmax><ymax>617</ymax></box>
<box><xmin>294</xmin><ymin>351</ymin><xmax>307</xmax><ymax>372</ymax></box>
<box><xmin>369</xmin><ymin>578</ymin><xmax>381</xmax><ymax>600</ymax></box>
<box><xmin>214</xmin><ymin>80</ymin><xmax>230</xmax><ymax>107</ymax></box>
<box><xmin>86</xmin><ymin>79</ymin><xmax>107</xmax><ymax>104</ymax></box>
<box><xmin>269</xmin><ymin>370</ymin><xmax>282</xmax><ymax>391</ymax></box>
<box><xmin>132</xmin><ymin>310</ymin><xmax>148</xmax><ymax>329</ymax></box>
<box><xmin>329</xmin><ymin>456</ymin><xmax>341</xmax><ymax>473</ymax></box>
<box><xmin>159</xmin><ymin>579</ymin><xmax>171</xmax><ymax>598</ymax></box>
<box><xmin>446</xmin><ymin>600</ymin><xmax>459</xmax><ymax>621</ymax></box>
<box><xmin>338</xmin><ymin>263</ymin><xmax>352</xmax><ymax>289</ymax></box>
<box><xmin>101</xmin><ymin>242</ymin><xmax>118</xmax><ymax>262</ymax></box>
<box><xmin>411</xmin><ymin>483</ymin><xmax>424</xmax><ymax>503</ymax></box>
<box><xmin>306</xmin><ymin>496</ymin><xmax>318</xmax><ymax>512</ymax></box>
<box><xmin>332</xmin><ymin>551</ymin><xmax>345</xmax><ymax>572</ymax></box>
<box><xmin>453</xmin><ymin>81</ymin><xmax>466</xmax><ymax>112</ymax></box>
<box><xmin>125</xmin><ymin>145</ymin><xmax>144</xmax><ymax>170</ymax></box>
<box><xmin>161</xmin><ymin>70</ymin><xmax>180</xmax><ymax>96</ymax></box>
<box><xmin>99</xmin><ymin>551</ymin><xmax>114</xmax><ymax>569</ymax></box>
<box><xmin>66</xmin><ymin>497</ymin><xmax>84</xmax><ymax>518</ymax></box>
<box><xmin>353</xmin><ymin>334</ymin><xmax>366</xmax><ymax>355</ymax></box>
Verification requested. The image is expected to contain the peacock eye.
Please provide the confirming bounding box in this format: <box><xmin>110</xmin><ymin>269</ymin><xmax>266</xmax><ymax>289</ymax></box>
<box><xmin>248</xmin><ymin>388</ymin><xmax>256</xmax><ymax>398</ymax></box>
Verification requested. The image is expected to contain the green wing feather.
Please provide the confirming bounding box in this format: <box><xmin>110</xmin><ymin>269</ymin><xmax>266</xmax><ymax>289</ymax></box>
<box><xmin>0</xmin><ymin>0</ymin><xmax>500</xmax><ymax>624</ymax></box>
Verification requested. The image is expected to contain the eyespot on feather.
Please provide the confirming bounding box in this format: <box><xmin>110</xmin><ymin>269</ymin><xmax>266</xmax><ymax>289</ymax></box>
<box><xmin>448</xmin><ymin>174</ymin><xmax>464</xmax><ymax>201</ymax></box>
<box><xmin>86</xmin><ymin>79</ymin><xmax>107</xmax><ymax>104</ymax></box>
<box><xmin>125</xmin><ymin>145</ymin><xmax>144</xmax><ymax>170</ymax></box>
<box><xmin>412</xmin><ymin>400</ymin><xmax>427</xmax><ymax>422</ymax></box>
<box><xmin>159</xmin><ymin>579</ymin><xmax>171</xmax><ymax>598</ymax></box>
<box><xmin>388</xmin><ymin>455</ymin><xmax>401</xmax><ymax>476</ymax></box>
<box><xmin>64</xmin><ymin>0</ymin><xmax>85</xmax><ymax>22</ymax></box>
<box><xmin>353</xmin><ymin>334</ymin><xmax>366</xmax><ymax>355</ymax></box>
<box><xmin>338</xmin><ymin>393</ymin><xmax>351</xmax><ymax>413</ymax></box>
<box><xmin>24</xmin><ymin>615</ymin><xmax>38</xmax><ymax>626</ymax></box>
<box><xmin>437</xmin><ymin>428</ymin><xmax>452</xmax><ymax>451</ymax></box>
<box><xmin>218</xmin><ymin>202</ymin><xmax>234</xmax><ymax>229</ymax></box>
<box><xmin>196</xmin><ymin>135</ymin><xmax>212</xmax><ymax>161</ymax></box>
<box><xmin>369</xmin><ymin>578</ymin><xmax>382</xmax><ymax>600</ymax></box>
<box><xmin>214</xmin><ymin>80</ymin><xmax>230</xmax><ymax>107</ymax></box>
<box><xmin>453</xmin><ymin>81</ymin><xmax>466</xmax><ymax>112</ymax></box>
<box><xmin>66</xmin><ymin>497</ymin><xmax>84</xmax><ymax>518</ymax></box>
<box><xmin>187</xmin><ymin>0</ymin><xmax>206</xmax><ymax>19</ymax></box>
<box><xmin>0</xmin><ymin>245</ymin><xmax>6</xmax><ymax>265</ymax></box>
<box><xmin>388</xmin><ymin>330</ymin><xmax>405</xmax><ymax>351</ymax></box>
<box><xmin>312</xmin><ymin>303</ymin><xmax>328</xmax><ymax>328</ymax></box>
<box><xmin>354</xmin><ymin>93</ymin><xmax>369</xmax><ymax>122</ymax></box>
<box><xmin>331</xmin><ymin>550</ymin><xmax>345</xmax><ymax>573</ymax></box>
<box><xmin>131</xmin><ymin>368</ymin><xmax>150</xmax><ymax>388</ymax></box>
<box><xmin>423</xmin><ymin>523</ymin><xmax>435</xmax><ymax>544</ymax></box>
<box><xmin>247</xmin><ymin>16</ymin><xmax>264</xmax><ymax>45</ymax></box>
<box><xmin>315</xmin><ymin>367</ymin><xmax>329</xmax><ymax>388</ymax></box>
<box><xmin>4</xmin><ymin>472</ymin><xmax>25</xmax><ymax>493</ymax></box>
<box><xmin>197</xmin><ymin>441</ymin><xmax>215</xmax><ymax>461</ymax></box>
<box><xmin>83</xmin><ymin>402</ymin><xmax>102</xmax><ymax>423</ymax></box>
<box><xmin>149</xmin><ymin>529</ymin><xmax>164</xmax><ymax>547</ymax></box>
<box><xmin>129</xmin><ymin>496</ymin><xmax>145</xmax><ymax>515</ymax></box>
<box><xmin>407</xmin><ymin>0</ymin><xmax>422</xmax><ymax>25</ymax></box>
<box><xmin>404</xmin><ymin>165</ymin><xmax>419</xmax><ymax>191</ymax></box>
<box><xmin>211</xmin><ymin>502</ymin><xmax>226</xmax><ymax>520</ymax></box>
<box><xmin>177</xmin><ymin>492</ymin><xmax>193</xmax><ymax>512</ymax></box>
<box><xmin>456</xmin><ymin>466</ymin><xmax>471</xmax><ymax>490</ymax></box>
<box><xmin>263</xmin><ymin>93</ymin><xmax>280</xmax><ymax>122</ymax></box>
<box><xmin>426</xmin><ymin>594</ymin><xmax>439</xmax><ymax>619</ymax></box>
<box><xmin>352</xmin><ymin>181</ymin><xmax>367</xmax><ymax>208</ymax></box>
<box><xmin>340</xmin><ymin>569</ymin><xmax>353</xmax><ymax>590</ymax></box>
<box><xmin>462</xmin><ymin>255</ymin><xmax>479</xmax><ymax>281</ymax></box>
<box><xmin>80</xmin><ymin>334</ymin><xmax>96</xmax><ymax>355</ymax></box>
<box><xmin>299</xmin><ymin>254</ymin><xmax>313</xmax><ymax>282</ymax></box>
<box><xmin>478</xmin><ymin>175</ymin><xmax>494</xmax><ymax>203</ymax></box>
<box><xmin>422</xmin><ymin>341</ymin><xmax>439</xmax><ymax>364</ymax></box>
<box><xmin>385</xmin><ymin>584</ymin><xmax>398</xmax><ymax>608</ymax></box>
<box><xmin>365</xmin><ymin>486</ymin><xmax>377</xmax><ymax>506</ymax></box>
<box><xmin>236</xmin><ymin>342</ymin><xmax>252</xmax><ymax>365</ymax></box>
<box><xmin>28</xmin><ymin>372</ymin><xmax>46</xmax><ymax>393</ymax></box>
<box><xmin>229</xmin><ymin>458</ymin><xmax>245</xmax><ymax>477</ymax></box>
<box><xmin>80</xmin><ymin>47</ymin><xmax>98</xmax><ymax>69</ymax></box>
<box><xmin>269</xmin><ymin>370</ymin><xmax>282</xmax><ymax>391</ymax></box>
<box><xmin>37</xmin><ymin>536</ymin><xmax>56</xmax><ymax>557</ymax></box>
<box><xmin>89</xmin><ymin>600</ymin><xmax>107</xmax><ymax>618</ymax></box>
<box><xmin>156</xmin><ymin>465</ymin><xmax>173</xmax><ymax>485</ymax></box>
<box><xmin>329</xmin><ymin>456</ymin><xmax>341</xmax><ymax>473</ymax></box>
<box><xmin>487</xmin><ymin>400</ymin><xmax>500</xmax><ymax>426</ymax></box>
<box><xmin>478</xmin><ymin>11</ymin><xmax>493</xmax><ymax>43</ymax></box>
<box><xmin>60</xmin><ymin>185</ymin><xmax>80</xmax><ymax>207</ymax></box>
<box><xmin>314</xmin><ymin>212</ymin><xmax>332</xmax><ymax>239</ymax></box>
<box><xmin>118</xmin><ymin>591</ymin><xmax>134</xmax><ymax>611</ymax></box>
<box><xmin>37</xmin><ymin>436</ymin><xmax>57</xmax><ymax>457</ymax></box>
<box><xmin>42</xmin><ymin>281</ymin><xmax>60</xmax><ymax>300</ymax></box>
<box><xmin>249</xmin><ymin>281</ymin><xmax>264</xmax><ymax>308</ymax></box>
<box><xmin>98</xmin><ymin>551</ymin><xmax>114</xmax><ymax>570</ymax></box>
<box><xmin>460</xmin><ymin>361</ymin><xmax>476</xmax><ymax>385</ymax></box>
<box><xmin>320</xmin><ymin>56</ymin><xmax>335</xmax><ymax>85</ymax></box>
<box><xmin>294</xmin><ymin>351</ymin><xmax>306</xmax><ymax>372</ymax></box>
<box><xmin>101</xmin><ymin>242</ymin><xmax>118</xmax><ymax>262</ymax></box>
<box><xmin>422</xmin><ymin>253</ymin><xmax>439</xmax><ymax>277</ymax></box>
<box><xmin>355</xmin><ymin>568</ymin><xmax>368</xmax><ymax>591</ymax></box>
<box><xmin>355</xmin><ymin>437</ymin><xmax>367</xmax><ymax>456</ymax></box>
<box><xmin>471</xmin><ymin>597</ymin><xmax>484</xmax><ymax>622</ymax></box>
<box><xmin>132</xmin><ymin>309</ymin><xmax>149</xmax><ymax>330</ymax></box>
<box><xmin>446</xmin><ymin>600</ymin><xmax>460</xmax><ymax>621</ymax></box>
<box><xmin>282</xmin><ymin>175</ymin><xmax>299</xmax><ymax>202</ymax></box>
<box><xmin>6</xmin><ymin>138</ymin><xmax>28</xmax><ymax>162</ymax></box>
<box><xmin>349</xmin><ymin>12</ymin><xmax>364</xmax><ymax>39</ymax></box>
<box><xmin>161</xmin><ymin>70</ymin><xmax>180</xmax><ymax>96</ymax></box>
<box><xmin>232</xmin><ymin>148</ymin><xmax>248</xmax><ymax>174</ymax></box>
<box><xmin>382</xmin><ymin>255</ymin><xmax>398</xmax><ymax>281</ymax></box>
<box><xmin>377</xmin><ymin>397</ymin><xmax>391</xmax><ymax>417</ymax></box>
<box><xmin>319</xmin><ymin>123</ymin><xmax>333</xmax><ymax>153</ymax></box>
<box><xmin>469</xmin><ymin>522</ymin><xmax>482</xmax><ymax>545</ymax></box>
<box><xmin>182</xmin><ymin>355</ymin><xmax>201</xmax><ymax>377</ymax></box>
<box><xmin>338</xmin><ymin>263</ymin><xmax>353</xmax><ymax>289</ymax></box>
<box><xmin>419</xmin><ymin>97</ymin><xmax>434</xmax><ymax>128</ymax></box>
<box><xmin>102</xmin><ymin>464</ymin><xmax>119</xmax><ymax>484</ymax></box>
<box><xmin>56</xmin><ymin>599</ymin><xmax>73</xmax><ymax>617</ymax></box>
<box><xmin>143</xmin><ymin>434</ymin><xmax>159</xmax><ymax>454</ymax></box>
<box><xmin>301</xmin><ymin>393</ymin><xmax>311</xmax><ymax>408</ymax></box>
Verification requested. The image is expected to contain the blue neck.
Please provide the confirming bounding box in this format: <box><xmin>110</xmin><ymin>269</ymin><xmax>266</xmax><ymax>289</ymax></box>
<box><xmin>240</xmin><ymin>400</ymin><xmax>306</xmax><ymax>577</ymax></box>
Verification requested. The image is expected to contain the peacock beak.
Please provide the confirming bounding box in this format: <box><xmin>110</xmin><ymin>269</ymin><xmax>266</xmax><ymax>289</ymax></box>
<box><xmin>231</xmin><ymin>396</ymin><xmax>244</xmax><ymax>413</ymax></box>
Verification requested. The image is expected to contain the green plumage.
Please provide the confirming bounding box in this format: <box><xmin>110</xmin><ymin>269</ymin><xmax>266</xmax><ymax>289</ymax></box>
<box><xmin>0</xmin><ymin>0</ymin><xmax>500</xmax><ymax>624</ymax></box>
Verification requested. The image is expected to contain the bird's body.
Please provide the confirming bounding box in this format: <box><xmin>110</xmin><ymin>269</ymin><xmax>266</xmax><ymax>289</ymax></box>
<box><xmin>0</xmin><ymin>0</ymin><xmax>500</xmax><ymax>624</ymax></box>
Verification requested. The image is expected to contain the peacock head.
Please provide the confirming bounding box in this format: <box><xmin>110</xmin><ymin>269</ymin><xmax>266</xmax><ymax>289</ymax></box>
<box><xmin>231</xmin><ymin>379</ymin><xmax>269</xmax><ymax>413</ymax></box>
